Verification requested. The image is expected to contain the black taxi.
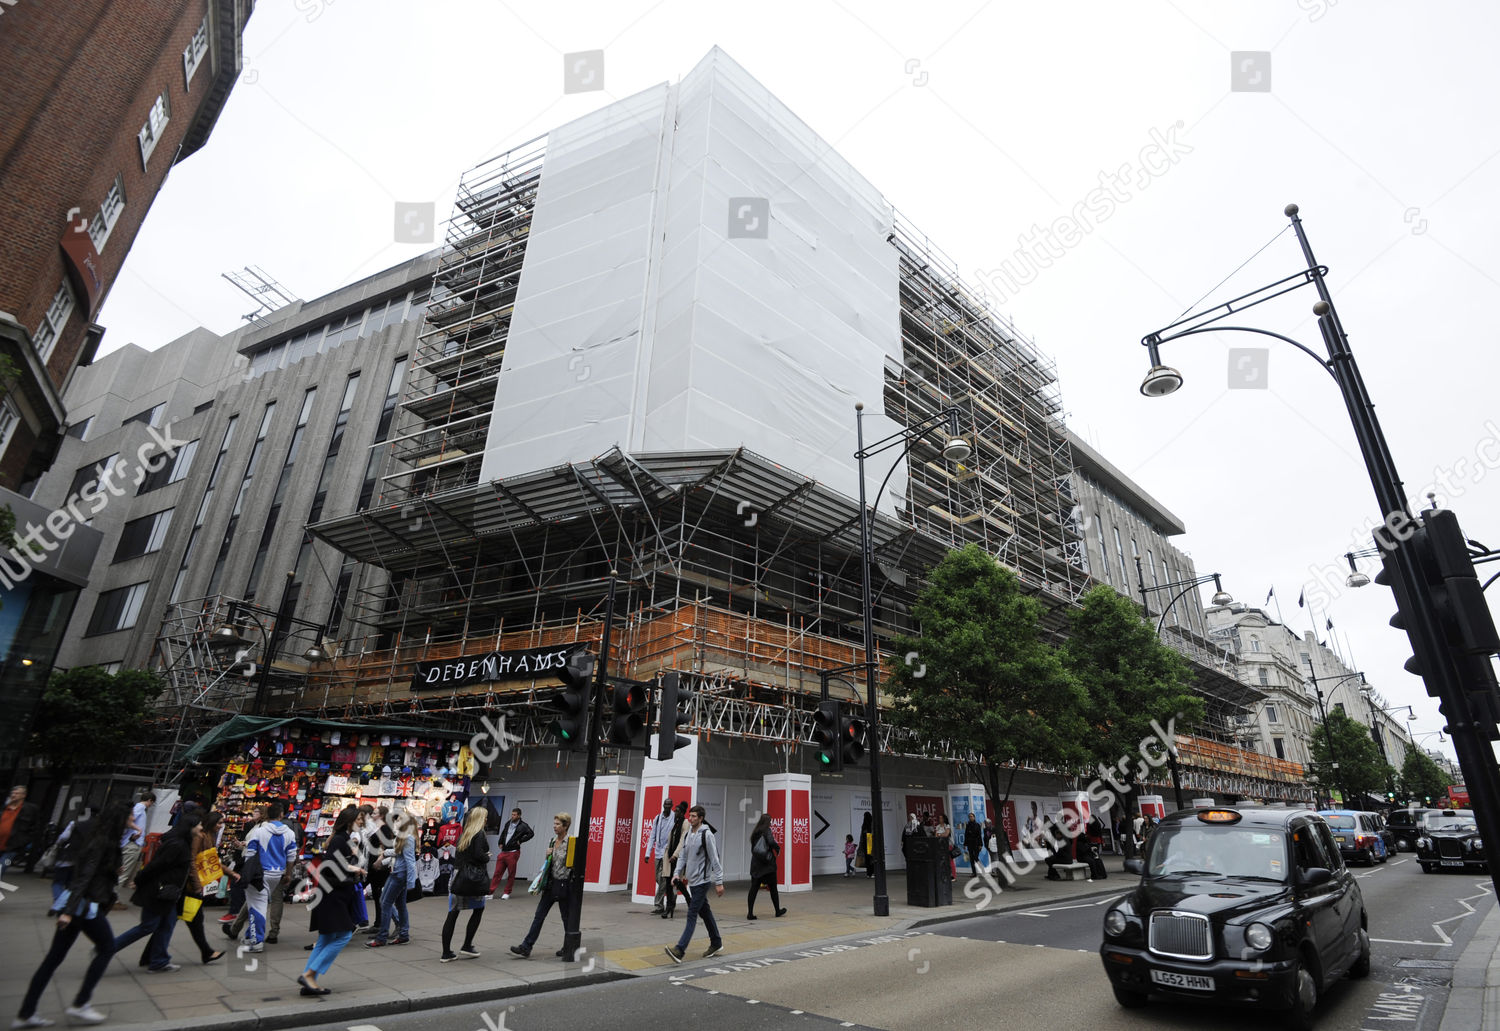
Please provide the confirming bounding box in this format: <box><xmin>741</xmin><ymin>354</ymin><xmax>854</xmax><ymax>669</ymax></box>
<box><xmin>1416</xmin><ymin>809</ymin><xmax>1486</xmax><ymax>873</ymax></box>
<box><xmin>1100</xmin><ymin>806</ymin><xmax>1369</xmax><ymax>1030</ymax></box>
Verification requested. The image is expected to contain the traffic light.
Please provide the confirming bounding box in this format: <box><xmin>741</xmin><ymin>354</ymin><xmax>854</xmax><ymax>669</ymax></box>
<box><xmin>655</xmin><ymin>671</ymin><xmax>693</xmax><ymax>761</ymax></box>
<box><xmin>549</xmin><ymin>650</ymin><xmax>595</xmax><ymax>750</ymax></box>
<box><xmin>839</xmin><ymin>709</ymin><xmax>867</xmax><ymax>767</ymax></box>
<box><xmin>609</xmin><ymin>679</ymin><xmax>649</xmax><ymax>748</ymax></box>
<box><xmin>812</xmin><ymin>699</ymin><xmax>841</xmax><ymax>772</ymax></box>
<box><xmin>1386</xmin><ymin>790</ymin><xmax>1397</xmax><ymax>803</ymax></box>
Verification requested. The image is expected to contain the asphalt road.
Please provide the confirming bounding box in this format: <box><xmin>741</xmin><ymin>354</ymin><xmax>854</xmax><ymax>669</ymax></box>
<box><xmin>293</xmin><ymin>856</ymin><xmax>1492</xmax><ymax>1031</ymax></box>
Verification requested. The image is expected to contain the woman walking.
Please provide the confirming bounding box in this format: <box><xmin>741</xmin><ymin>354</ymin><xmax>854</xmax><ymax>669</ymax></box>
<box><xmin>745</xmin><ymin>814</ymin><xmax>785</xmax><ymax>920</ymax></box>
<box><xmin>113</xmin><ymin>812</ymin><xmax>197</xmax><ymax>971</ymax></box>
<box><xmin>662</xmin><ymin>802</ymin><xmax>687</xmax><ymax>919</ymax></box>
<box><xmin>14</xmin><ymin>804</ymin><xmax>129</xmax><ymax>1027</ymax></box>
<box><xmin>298</xmin><ymin>806</ymin><xmax>364</xmax><ymax>995</ymax></box>
<box><xmin>366</xmin><ymin>814</ymin><xmax>416</xmax><ymax>947</ymax></box>
<box><xmin>179</xmin><ymin>812</ymin><xmax>226</xmax><ymax>965</ymax></box>
<box><xmin>859</xmin><ymin>812</ymin><xmax>875</xmax><ymax>878</ymax></box>
<box><xmin>509</xmin><ymin>813</ymin><xmax>573</xmax><ymax>957</ymax></box>
<box><xmin>934</xmin><ymin>812</ymin><xmax>955</xmax><ymax>880</ymax></box>
<box><xmin>439</xmin><ymin>807</ymin><xmax>491</xmax><ymax>961</ymax></box>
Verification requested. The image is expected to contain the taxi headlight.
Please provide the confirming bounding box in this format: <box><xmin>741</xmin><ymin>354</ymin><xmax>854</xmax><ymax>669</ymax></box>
<box><xmin>1105</xmin><ymin>908</ymin><xmax>1129</xmax><ymax>936</ymax></box>
<box><xmin>1418</xmin><ymin>837</ymin><xmax>1432</xmax><ymax>851</ymax></box>
<box><xmin>1245</xmin><ymin>922</ymin><xmax>1274</xmax><ymax>953</ymax></box>
<box><xmin>1471</xmin><ymin>838</ymin><xmax>1484</xmax><ymax>851</ymax></box>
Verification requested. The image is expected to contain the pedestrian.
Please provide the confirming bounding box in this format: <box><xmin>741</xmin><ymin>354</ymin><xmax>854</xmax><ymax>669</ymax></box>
<box><xmin>663</xmin><ymin>801</ymin><xmax>688</xmax><ymax>919</ymax></box>
<box><xmin>843</xmin><ymin>834</ymin><xmax>856</xmax><ymax>876</ymax></box>
<box><xmin>662</xmin><ymin>804</ymin><xmax>725</xmax><ymax>964</ymax></box>
<box><xmin>299</xmin><ymin>805</ymin><xmax>363</xmax><ymax>995</ymax></box>
<box><xmin>860</xmin><ymin>811</ymin><xmax>874</xmax><ymax>878</ymax></box>
<box><xmin>179</xmin><ymin>812</ymin><xmax>227</xmax><ymax>965</ymax></box>
<box><xmin>112</xmin><ymin>810</ymin><xmax>197</xmax><ymax>972</ymax></box>
<box><xmin>367</xmin><ymin>813</ymin><xmax>417</xmax><ymax>947</ymax></box>
<box><xmin>439</xmin><ymin>806</ymin><xmax>491</xmax><ymax>961</ymax></box>
<box><xmin>0</xmin><ymin>785</ymin><xmax>41</xmax><ymax>879</ymax></box>
<box><xmin>933</xmin><ymin>812</ymin><xmax>954</xmax><ymax>880</ymax></box>
<box><xmin>1024</xmin><ymin>800</ymin><xmax>1041</xmax><ymax>849</ymax></box>
<box><xmin>900</xmin><ymin>813</ymin><xmax>920</xmax><ymax>862</ymax></box>
<box><xmin>644</xmin><ymin>797</ymin><xmax>675</xmax><ymax>914</ymax></box>
<box><xmin>366</xmin><ymin>805</ymin><xmax>392</xmax><ymax>914</ymax></box>
<box><xmin>509</xmin><ymin>812</ymin><xmax>574</xmax><ymax>957</ymax></box>
<box><xmin>242</xmin><ymin>800</ymin><xmax>297</xmax><ymax>951</ymax></box>
<box><xmin>13</xmin><ymin>802</ymin><xmax>129</xmax><ymax>1028</ymax></box>
<box><xmin>963</xmin><ymin>813</ymin><xmax>983</xmax><ymax>874</ymax></box>
<box><xmin>115</xmin><ymin>791</ymin><xmax>155</xmax><ymax>897</ymax></box>
<box><xmin>47</xmin><ymin>810</ymin><xmax>86</xmax><ymax>914</ymax></box>
<box><xmin>350</xmin><ymin>804</ymin><xmax>376</xmax><ymax>930</ymax></box>
<box><xmin>489</xmin><ymin>806</ymin><xmax>534</xmax><ymax>900</ymax></box>
<box><xmin>745</xmin><ymin>814</ymin><xmax>785</xmax><ymax>919</ymax></box>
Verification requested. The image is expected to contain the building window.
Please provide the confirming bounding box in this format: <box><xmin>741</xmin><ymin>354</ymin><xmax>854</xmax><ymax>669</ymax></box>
<box><xmin>89</xmin><ymin>174</ymin><xmax>127</xmax><ymax>252</ymax></box>
<box><xmin>1266</xmin><ymin>703</ymin><xmax>1279</xmax><ymax>723</ymax></box>
<box><xmin>1273</xmin><ymin>737</ymin><xmax>1286</xmax><ymax>760</ymax></box>
<box><xmin>33</xmin><ymin>282</ymin><xmax>75</xmax><ymax>363</ymax></box>
<box><xmin>0</xmin><ymin>397</ymin><xmax>18</xmax><ymax>458</ymax></box>
<box><xmin>1112</xmin><ymin>526</ymin><xmax>1128</xmax><ymax>586</ymax></box>
<box><xmin>1258</xmin><ymin>667</ymin><xmax>1270</xmax><ymax>687</ymax></box>
<box><xmin>138</xmin><ymin>91</ymin><xmax>171</xmax><ymax>167</ymax></box>
<box><xmin>136</xmin><ymin>438</ymin><xmax>198</xmax><ymax>494</ymax></box>
<box><xmin>183</xmin><ymin>15</ymin><xmax>210</xmax><ymax>87</ymax></box>
<box><xmin>114</xmin><ymin>509</ymin><xmax>173</xmax><ymax>562</ymax></box>
<box><xmin>124</xmin><ymin>403</ymin><xmax>166</xmax><ymax>428</ymax></box>
<box><xmin>86</xmin><ymin>582</ymin><xmax>149</xmax><ymax>635</ymax></box>
<box><xmin>102</xmin><ymin>661</ymin><xmax>124</xmax><ymax>675</ymax></box>
<box><xmin>67</xmin><ymin>454</ymin><xmax>120</xmax><ymax>502</ymax></box>
<box><xmin>1250</xmin><ymin>636</ymin><xmax>1261</xmax><ymax>652</ymax></box>
<box><xmin>1334</xmin><ymin>702</ymin><xmax>1345</xmax><ymax>715</ymax></box>
<box><xmin>66</xmin><ymin>417</ymin><xmax>93</xmax><ymax>440</ymax></box>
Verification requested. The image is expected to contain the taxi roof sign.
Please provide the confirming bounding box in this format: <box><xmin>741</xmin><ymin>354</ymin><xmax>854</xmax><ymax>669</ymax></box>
<box><xmin>1197</xmin><ymin>809</ymin><xmax>1242</xmax><ymax>823</ymax></box>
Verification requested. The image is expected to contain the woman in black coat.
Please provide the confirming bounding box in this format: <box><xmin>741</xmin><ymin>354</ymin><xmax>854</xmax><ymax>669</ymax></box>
<box><xmin>15</xmin><ymin>803</ymin><xmax>129</xmax><ymax>1027</ymax></box>
<box><xmin>745</xmin><ymin>814</ymin><xmax>786</xmax><ymax>920</ymax></box>
<box><xmin>299</xmin><ymin>806</ymin><xmax>364</xmax><ymax>995</ymax></box>
<box><xmin>112</xmin><ymin>811</ymin><xmax>198</xmax><ymax>971</ymax></box>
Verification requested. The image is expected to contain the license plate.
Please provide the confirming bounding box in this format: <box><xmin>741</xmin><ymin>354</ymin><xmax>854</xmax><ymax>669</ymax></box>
<box><xmin>1441</xmin><ymin>860</ymin><xmax>1464</xmax><ymax>867</ymax></box>
<box><xmin>1336</xmin><ymin>835</ymin><xmax>1350</xmax><ymax>845</ymax></box>
<box><xmin>1151</xmin><ymin>969</ymin><xmax>1215</xmax><ymax>991</ymax></box>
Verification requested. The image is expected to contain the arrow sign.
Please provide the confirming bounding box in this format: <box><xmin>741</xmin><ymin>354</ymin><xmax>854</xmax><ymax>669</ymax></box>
<box><xmin>813</xmin><ymin>809</ymin><xmax>830</xmax><ymax>839</ymax></box>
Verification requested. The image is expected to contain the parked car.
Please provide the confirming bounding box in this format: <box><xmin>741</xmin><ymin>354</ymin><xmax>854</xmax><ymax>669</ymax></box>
<box><xmin>1368</xmin><ymin>812</ymin><xmax>1397</xmax><ymax>857</ymax></box>
<box><xmin>1386</xmin><ymin>808</ymin><xmax>1440</xmax><ymax>853</ymax></box>
<box><xmin>1416</xmin><ymin>809</ymin><xmax>1486</xmax><ymax>873</ymax></box>
<box><xmin>1318</xmin><ymin>810</ymin><xmax>1389</xmax><ymax>865</ymax></box>
<box><xmin>1100</xmin><ymin>806</ymin><xmax>1369</xmax><ymax>1030</ymax></box>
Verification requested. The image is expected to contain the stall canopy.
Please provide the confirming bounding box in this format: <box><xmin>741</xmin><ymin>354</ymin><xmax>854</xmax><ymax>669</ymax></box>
<box><xmin>176</xmin><ymin>716</ymin><xmax>466</xmax><ymax>765</ymax></box>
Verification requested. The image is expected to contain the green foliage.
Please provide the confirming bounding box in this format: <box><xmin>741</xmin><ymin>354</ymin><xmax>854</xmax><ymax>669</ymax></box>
<box><xmin>30</xmin><ymin>666</ymin><xmax>165</xmax><ymax>774</ymax></box>
<box><xmin>1061</xmin><ymin>586</ymin><xmax>1203</xmax><ymax>783</ymax></box>
<box><xmin>1309</xmin><ymin>708</ymin><xmax>1396</xmax><ymax>803</ymax></box>
<box><xmin>1399</xmin><ymin>746</ymin><xmax>1451</xmax><ymax>803</ymax></box>
<box><xmin>887</xmin><ymin>544</ymin><xmax>1088</xmax><ymax>820</ymax></box>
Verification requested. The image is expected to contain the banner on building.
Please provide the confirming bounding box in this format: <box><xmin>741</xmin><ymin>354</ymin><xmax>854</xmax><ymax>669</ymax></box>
<box><xmin>410</xmin><ymin>643</ymin><xmax>584</xmax><ymax>690</ymax></box>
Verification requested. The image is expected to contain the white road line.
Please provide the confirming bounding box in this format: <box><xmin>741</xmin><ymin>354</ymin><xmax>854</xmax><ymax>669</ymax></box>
<box><xmin>1370</xmin><ymin>938</ymin><xmax>1451</xmax><ymax>947</ymax></box>
<box><xmin>1016</xmin><ymin>898</ymin><xmax>1115</xmax><ymax>917</ymax></box>
<box><xmin>1388</xmin><ymin>858</ymin><xmax>1410</xmax><ymax>866</ymax></box>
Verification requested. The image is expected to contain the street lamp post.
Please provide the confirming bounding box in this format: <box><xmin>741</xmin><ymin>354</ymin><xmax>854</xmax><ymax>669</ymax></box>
<box><xmin>1132</xmin><ymin>557</ymin><xmax>1233</xmax><ymax>809</ymax></box>
<box><xmin>1305</xmin><ymin>670</ymin><xmax>1365</xmax><ymax>805</ymax></box>
<box><xmin>854</xmin><ymin>402</ymin><xmax>970</xmax><ymax>918</ymax></box>
<box><xmin>1361</xmin><ymin>690</ymin><xmax>1414</xmax><ymax>797</ymax></box>
<box><xmin>1136</xmin><ymin>204</ymin><xmax>1500</xmax><ymax>899</ymax></box>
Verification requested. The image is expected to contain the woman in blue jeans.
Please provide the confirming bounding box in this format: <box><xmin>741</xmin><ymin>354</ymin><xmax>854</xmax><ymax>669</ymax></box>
<box><xmin>299</xmin><ymin>806</ymin><xmax>364</xmax><ymax>995</ymax></box>
<box><xmin>113</xmin><ymin>812</ymin><xmax>198</xmax><ymax>971</ymax></box>
<box><xmin>15</xmin><ymin>804</ymin><xmax>128</xmax><ymax>1028</ymax></box>
<box><xmin>366</xmin><ymin>815</ymin><xmax>417</xmax><ymax>947</ymax></box>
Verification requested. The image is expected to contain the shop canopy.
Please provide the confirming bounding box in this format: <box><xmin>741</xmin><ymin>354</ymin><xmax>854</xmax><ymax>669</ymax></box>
<box><xmin>176</xmin><ymin>715</ymin><xmax>467</xmax><ymax>765</ymax></box>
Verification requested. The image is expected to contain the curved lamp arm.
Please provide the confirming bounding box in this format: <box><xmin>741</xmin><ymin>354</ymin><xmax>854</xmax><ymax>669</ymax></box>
<box><xmin>1146</xmin><ymin>325</ymin><xmax>1339</xmax><ymax>383</ymax></box>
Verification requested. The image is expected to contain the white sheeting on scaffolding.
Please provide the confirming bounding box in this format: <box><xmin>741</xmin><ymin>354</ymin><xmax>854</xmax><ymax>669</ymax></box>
<box><xmin>480</xmin><ymin>47</ymin><xmax>908</xmax><ymax>515</ymax></box>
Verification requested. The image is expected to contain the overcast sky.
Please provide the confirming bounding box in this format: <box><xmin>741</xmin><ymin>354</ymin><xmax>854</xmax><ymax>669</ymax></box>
<box><xmin>100</xmin><ymin>1</ymin><xmax>1500</xmax><ymax>764</ymax></box>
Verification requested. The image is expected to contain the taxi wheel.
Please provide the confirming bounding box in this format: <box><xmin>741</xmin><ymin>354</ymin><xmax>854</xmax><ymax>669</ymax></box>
<box><xmin>1111</xmin><ymin>985</ymin><xmax>1149</xmax><ymax>1009</ymax></box>
<box><xmin>1420</xmin><ymin>862</ymin><xmax>1434</xmax><ymax>873</ymax></box>
<box><xmin>1349</xmin><ymin>927</ymin><xmax>1371</xmax><ymax>979</ymax></box>
<box><xmin>1287</xmin><ymin>956</ymin><xmax>1320</xmax><ymax>1031</ymax></box>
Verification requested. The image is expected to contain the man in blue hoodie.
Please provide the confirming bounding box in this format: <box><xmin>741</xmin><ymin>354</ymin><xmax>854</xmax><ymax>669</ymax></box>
<box><xmin>242</xmin><ymin>801</ymin><xmax>298</xmax><ymax>952</ymax></box>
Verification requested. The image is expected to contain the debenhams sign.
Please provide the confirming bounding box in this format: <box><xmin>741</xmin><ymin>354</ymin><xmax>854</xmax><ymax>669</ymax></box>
<box><xmin>411</xmin><ymin>644</ymin><xmax>582</xmax><ymax>691</ymax></box>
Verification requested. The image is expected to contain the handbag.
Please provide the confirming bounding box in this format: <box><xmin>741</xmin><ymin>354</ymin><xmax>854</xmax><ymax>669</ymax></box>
<box><xmin>528</xmin><ymin>843</ymin><xmax>555</xmax><ymax>895</ymax></box>
<box><xmin>154</xmin><ymin>880</ymin><xmax>183</xmax><ymax>904</ymax></box>
<box><xmin>752</xmin><ymin>834</ymin><xmax>770</xmax><ymax>859</ymax></box>
<box><xmin>406</xmin><ymin>882</ymin><xmax>424</xmax><ymax>903</ymax></box>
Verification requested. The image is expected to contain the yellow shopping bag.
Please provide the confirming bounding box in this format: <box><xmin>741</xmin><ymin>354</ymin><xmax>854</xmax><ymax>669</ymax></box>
<box><xmin>193</xmin><ymin>847</ymin><xmax>224</xmax><ymax>886</ymax></box>
<box><xmin>179</xmin><ymin>896</ymin><xmax>202</xmax><ymax>923</ymax></box>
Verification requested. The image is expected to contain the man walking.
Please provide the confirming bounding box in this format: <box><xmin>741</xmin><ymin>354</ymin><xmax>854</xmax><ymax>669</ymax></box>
<box><xmin>116</xmin><ymin>791</ymin><xmax>155</xmax><ymax>898</ymax></box>
<box><xmin>663</xmin><ymin>805</ymin><xmax>724</xmax><ymax>963</ymax></box>
<box><xmin>0</xmin><ymin>785</ymin><xmax>40</xmax><ymax>878</ymax></box>
<box><xmin>489</xmin><ymin>807</ymin><xmax>533</xmax><ymax>899</ymax></box>
<box><xmin>644</xmin><ymin>797</ymin><xmax>675</xmax><ymax>914</ymax></box>
<box><xmin>963</xmin><ymin>813</ymin><xmax>983</xmax><ymax>875</ymax></box>
<box><xmin>242</xmin><ymin>801</ymin><xmax>297</xmax><ymax>952</ymax></box>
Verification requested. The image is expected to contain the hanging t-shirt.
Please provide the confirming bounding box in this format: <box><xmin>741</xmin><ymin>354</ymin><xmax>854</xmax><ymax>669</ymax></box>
<box><xmin>436</xmin><ymin>821</ymin><xmax>462</xmax><ymax>847</ymax></box>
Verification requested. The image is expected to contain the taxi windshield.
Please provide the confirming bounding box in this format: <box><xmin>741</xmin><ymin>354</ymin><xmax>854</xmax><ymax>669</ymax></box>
<box><xmin>1144</xmin><ymin>823</ymin><xmax>1289</xmax><ymax>882</ymax></box>
<box><xmin>1426</xmin><ymin>815</ymin><xmax>1477</xmax><ymax>833</ymax></box>
<box><xmin>1323</xmin><ymin>815</ymin><xmax>1355</xmax><ymax>829</ymax></box>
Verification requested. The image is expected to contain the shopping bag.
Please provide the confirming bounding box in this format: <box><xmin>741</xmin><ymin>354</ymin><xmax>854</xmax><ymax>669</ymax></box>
<box><xmin>194</xmin><ymin>847</ymin><xmax>224</xmax><ymax>886</ymax></box>
<box><xmin>179</xmin><ymin>896</ymin><xmax>202</xmax><ymax>923</ymax></box>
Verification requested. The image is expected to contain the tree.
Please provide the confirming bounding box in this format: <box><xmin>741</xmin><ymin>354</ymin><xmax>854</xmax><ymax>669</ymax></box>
<box><xmin>1399</xmin><ymin>747</ymin><xmax>1450</xmax><ymax>805</ymax></box>
<box><xmin>29</xmin><ymin>666</ymin><xmax>165</xmax><ymax>778</ymax></box>
<box><xmin>887</xmin><ymin>544</ymin><xmax>1088</xmax><ymax>854</ymax></box>
<box><xmin>1061</xmin><ymin>586</ymin><xmax>1204</xmax><ymax>809</ymax></box>
<box><xmin>1309</xmin><ymin>708</ymin><xmax>1395</xmax><ymax>804</ymax></box>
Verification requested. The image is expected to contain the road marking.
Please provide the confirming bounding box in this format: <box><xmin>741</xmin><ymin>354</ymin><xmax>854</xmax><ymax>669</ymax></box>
<box><xmin>1015</xmin><ymin>897</ymin><xmax>1115</xmax><ymax>917</ymax></box>
<box><xmin>1371</xmin><ymin>938</ymin><xmax>1451</xmax><ymax>947</ymax></box>
<box><xmin>1389</xmin><ymin>858</ymin><xmax>1410</xmax><ymax>866</ymax></box>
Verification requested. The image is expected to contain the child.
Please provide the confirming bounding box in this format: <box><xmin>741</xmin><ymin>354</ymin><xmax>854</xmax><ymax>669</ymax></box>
<box><xmin>843</xmin><ymin>834</ymin><xmax>856</xmax><ymax>877</ymax></box>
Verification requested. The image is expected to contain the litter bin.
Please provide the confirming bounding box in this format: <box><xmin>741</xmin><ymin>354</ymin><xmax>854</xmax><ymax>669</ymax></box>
<box><xmin>905</xmin><ymin>836</ymin><xmax>953</xmax><ymax>907</ymax></box>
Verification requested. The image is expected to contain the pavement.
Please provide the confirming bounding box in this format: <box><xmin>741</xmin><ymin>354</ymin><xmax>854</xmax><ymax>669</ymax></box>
<box><xmin>1443</xmin><ymin>897</ymin><xmax>1500</xmax><ymax>1031</ymax></box>
<box><xmin>0</xmin><ymin>854</ymin><xmax>1128</xmax><ymax>1031</ymax></box>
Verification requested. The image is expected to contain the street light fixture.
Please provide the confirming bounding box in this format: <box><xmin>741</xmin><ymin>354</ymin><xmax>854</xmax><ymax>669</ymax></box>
<box><xmin>1136</xmin><ymin>203</ymin><xmax>1500</xmax><ymax>899</ymax></box>
<box><xmin>854</xmin><ymin>401</ymin><xmax>969</xmax><ymax>918</ymax></box>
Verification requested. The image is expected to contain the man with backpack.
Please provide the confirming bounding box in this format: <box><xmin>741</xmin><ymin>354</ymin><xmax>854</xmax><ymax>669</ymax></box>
<box><xmin>663</xmin><ymin>805</ymin><xmax>725</xmax><ymax>963</ymax></box>
<box><xmin>242</xmin><ymin>801</ymin><xmax>297</xmax><ymax>952</ymax></box>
